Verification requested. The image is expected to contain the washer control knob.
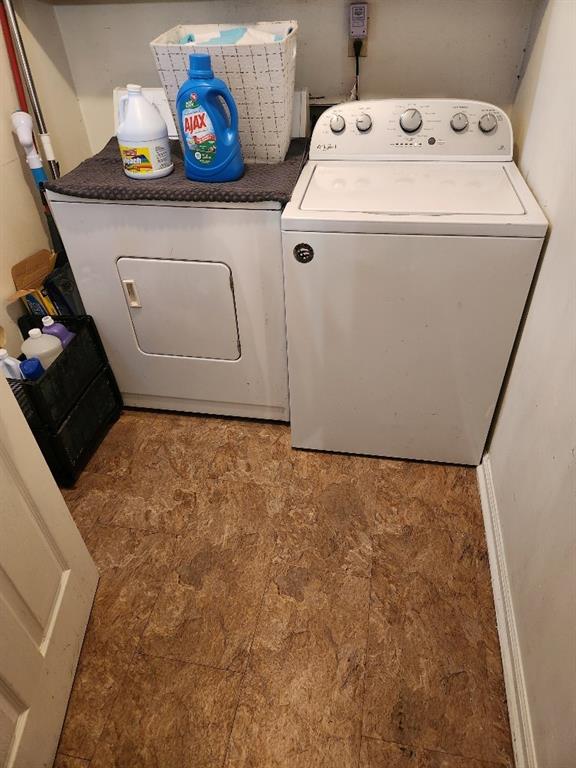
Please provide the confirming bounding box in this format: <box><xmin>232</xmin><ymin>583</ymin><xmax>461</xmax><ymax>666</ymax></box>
<box><xmin>293</xmin><ymin>243</ymin><xmax>314</xmax><ymax>263</ymax></box>
<box><xmin>450</xmin><ymin>112</ymin><xmax>469</xmax><ymax>132</ymax></box>
<box><xmin>399</xmin><ymin>108</ymin><xmax>422</xmax><ymax>133</ymax></box>
<box><xmin>356</xmin><ymin>113</ymin><xmax>372</xmax><ymax>133</ymax></box>
<box><xmin>329</xmin><ymin>114</ymin><xmax>346</xmax><ymax>134</ymax></box>
<box><xmin>479</xmin><ymin>112</ymin><xmax>498</xmax><ymax>134</ymax></box>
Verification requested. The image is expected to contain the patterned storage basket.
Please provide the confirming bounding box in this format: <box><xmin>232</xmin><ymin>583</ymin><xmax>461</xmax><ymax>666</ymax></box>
<box><xmin>150</xmin><ymin>21</ymin><xmax>297</xmax><ymax>163</ymax></box>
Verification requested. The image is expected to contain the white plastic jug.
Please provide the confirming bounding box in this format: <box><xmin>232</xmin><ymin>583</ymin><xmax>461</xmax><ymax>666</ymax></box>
<box><xmin>117</xmin><ymin>84</ymin><xmax>174</xmax><ymax>179</ymax></box>
<box><xmin>0</xmin><ymin>348</ymin><xmax>22</xmax><ymax>379</ymax></box>
<box><xmin>21</xmin><ymin>328</ymin><xmax>62</xmax><ymax>369</ymax></box>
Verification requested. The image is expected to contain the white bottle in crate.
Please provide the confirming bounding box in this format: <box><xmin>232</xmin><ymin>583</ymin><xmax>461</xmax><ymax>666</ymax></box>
<box><xmin>21</xmin><ymin>328</ymin><xmax>62</xmax><ymax>369</ymax></box>
<box><xmin>117</xmin><ymin>84</ymin><xmax>174</xmax><ymax>179</ymax></box>
<box><xmin>0</xmin><ymin>349</ymin><xmax>22</xmax><ymax>379</ymax></box>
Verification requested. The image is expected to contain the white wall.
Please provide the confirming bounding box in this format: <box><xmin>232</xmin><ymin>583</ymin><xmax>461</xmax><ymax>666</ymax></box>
<box><xmin>53</xmin><ymin>0</ymin><xmax>537</xmax><ymax>152</ymax></box>
<box><xmin>0</xmin><ymin>0</ymin><xmax>90</xmax><ymax>353</ymax></box>
<box><xmin>487</xmin><ymin>1</ymin><xmax>576</xmax><ymax>766</ymax></box>
<box><xmin>0</xmin><ymin>38</ymin><xmax>49</xmax><ymax>354</ymax></box>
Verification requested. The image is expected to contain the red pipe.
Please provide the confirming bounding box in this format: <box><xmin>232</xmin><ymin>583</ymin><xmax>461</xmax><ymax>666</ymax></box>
<box><xmin>1</xmin><ymin>3</ymin><xmax>27</xmax><ymax>111</ymax></box>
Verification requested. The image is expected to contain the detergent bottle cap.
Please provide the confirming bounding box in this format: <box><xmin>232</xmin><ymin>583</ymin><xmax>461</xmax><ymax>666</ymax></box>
<box><xmin>29</xmin><ymin>328</ymin><xmax>41</xmax><ymax>338</ymax></box>
<box><xmin>189</xmin><ymin>53</ymin><xmax>213</xmax><ymax>79</ymax></box>
<box><xmin>126</xmin><ymin>84</ymin><xmax>142</xmax><ymax>94</ymax></box>
<box><xmin>20</xmin><ymin>357</ymin><xmax>44</xmax><ymax>380</ymax></box>
<box><xmin>42</xmin><ymin>315</ymin><xmax>55</xmax><ymax>326</ymax></box>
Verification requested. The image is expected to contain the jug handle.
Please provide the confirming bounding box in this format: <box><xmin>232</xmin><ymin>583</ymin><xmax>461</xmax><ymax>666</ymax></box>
<box><xmin>118</xmin><ymin>94</ymin><xmax>129</xmax><ymax>129</ymax></box>
<box><xmin>215</xmin><ymin>87</ymin><xmax>240</xmax><ymax>143</ymax></box>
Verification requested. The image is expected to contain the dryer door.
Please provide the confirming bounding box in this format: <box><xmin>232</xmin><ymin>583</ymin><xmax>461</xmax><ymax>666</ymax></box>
<box><xmin>117</xmin><ymin>258</ymin><xmax>240</xmax><ymax>360</ymax></box>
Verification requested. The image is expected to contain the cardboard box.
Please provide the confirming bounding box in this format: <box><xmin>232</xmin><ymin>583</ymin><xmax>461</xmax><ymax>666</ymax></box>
<box><xmin>6</xmin><ymin>249</ymin><xmax>58</xmax><ymax>316</ymax></box>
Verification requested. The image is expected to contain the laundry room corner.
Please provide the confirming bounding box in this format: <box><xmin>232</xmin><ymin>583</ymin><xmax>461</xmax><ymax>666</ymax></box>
<box><xmin>1</xmin><ymin>1</ymin><xmax>573</xmax><ymax>767</ymax></box>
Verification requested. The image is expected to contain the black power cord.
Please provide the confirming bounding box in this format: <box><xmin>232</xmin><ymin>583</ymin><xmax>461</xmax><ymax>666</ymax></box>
<box><xmin>353</xmin><ymin>38</ymin><xmax>363</xmax><ymax>100</ymax></box>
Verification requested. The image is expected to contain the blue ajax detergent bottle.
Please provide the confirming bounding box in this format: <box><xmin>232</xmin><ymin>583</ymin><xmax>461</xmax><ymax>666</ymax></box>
<box><xmin>176</xmin><ymin>53</ymin><xmax>244</xmax><ymax>182</ymax></box>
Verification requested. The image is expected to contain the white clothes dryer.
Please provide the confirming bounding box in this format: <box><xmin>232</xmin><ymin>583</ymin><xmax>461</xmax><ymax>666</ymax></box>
<box><xmin>46</xmin><ymin>138</ymin><xmax>308</xmax><ymax>421</ymax></box>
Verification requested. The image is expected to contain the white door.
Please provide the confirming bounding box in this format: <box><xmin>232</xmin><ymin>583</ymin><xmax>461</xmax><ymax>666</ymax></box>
<box><xmin>0</xmin><ymin>375</ymin><xmax>98</xmax><ymax>768</ymax></box>
<box><xmin>282</xmin><ymin>232</ymin><xmax>542</xmax><ymax>465</ymax></box>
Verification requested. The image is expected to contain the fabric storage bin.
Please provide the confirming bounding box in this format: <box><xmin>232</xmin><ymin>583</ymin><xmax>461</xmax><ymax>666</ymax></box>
<box><xmin>150</xmin><ymin>21</ymin><xmax>297</xmax><ymax>163</ymax></box>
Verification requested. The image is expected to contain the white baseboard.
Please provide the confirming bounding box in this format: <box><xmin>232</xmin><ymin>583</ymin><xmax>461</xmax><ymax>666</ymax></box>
<box><xmin>477</xmin><ymin>456</ymin><xmax>537</xmax><ymax>768</ymax></box>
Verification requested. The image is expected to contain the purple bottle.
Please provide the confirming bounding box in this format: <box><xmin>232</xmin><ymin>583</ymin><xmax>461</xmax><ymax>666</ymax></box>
<box><xmin>41</xmin><ymin>316</ymin><xmax>75</xmax><ymax>347</ymax></box>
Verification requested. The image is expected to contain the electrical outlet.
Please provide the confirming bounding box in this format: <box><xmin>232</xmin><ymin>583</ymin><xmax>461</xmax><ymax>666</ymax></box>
<box><xmin>348</xmin><ymin>2</ymin><xmax>368</xmax><ymax>56</ymax></box>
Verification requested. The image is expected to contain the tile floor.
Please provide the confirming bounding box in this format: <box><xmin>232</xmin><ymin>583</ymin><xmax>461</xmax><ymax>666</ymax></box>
<box><xmin>53</xmin><ymin>410</ymin><xmax>513</xmax><ymax>768</ymax></box>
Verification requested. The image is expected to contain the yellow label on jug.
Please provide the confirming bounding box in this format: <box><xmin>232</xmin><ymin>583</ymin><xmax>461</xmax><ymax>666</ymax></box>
<box><xmin>119</xmin><ymin>145</ymin><xmax>154</xmax><ymax>173</ymax></box>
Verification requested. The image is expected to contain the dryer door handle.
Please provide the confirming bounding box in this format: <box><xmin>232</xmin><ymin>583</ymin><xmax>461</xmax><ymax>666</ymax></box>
<box><xmin>122</xmin><ymin>279</ymin><xmax>142</xmax><ymax>308</ymax></box>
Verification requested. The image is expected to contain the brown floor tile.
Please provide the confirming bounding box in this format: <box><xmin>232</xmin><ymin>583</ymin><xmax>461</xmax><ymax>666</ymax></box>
<box><xmin>58</xmin><ymin>525</ymin><xmax>179</xmax><ymax>760</ymax></box>
<box><xmin>78</xmin><ymin>481</ymin><xmax>198</xmax><ymax>535</ymax></box>
<box><xmin>125</xmin><ymin>420</ymin><xmax>291</xmax><ymax>670</ymax></box>
<box><xmin>84</xmin><ymin>412</ymin><xmax>292</xmax><ymax>488</ymax></box>
<box><xmin>61</xmin><ymin>487</ymin><xmax>100</xmax><ymax>538</ymax></box>
<box><xmin>193</xmin><ymin>476</ymin><xmax>286</xmax><ymax>541</ymax></box>
<box><xmin>77</xmin><ymin>413</ymin><xmax>293</xmax><ymax>535</ymax></box>
<box><xmin>89</xmin><ymin>653</ymin><xmax>241</xmax><ymax>768</ymax></box>
<box><xmin>373</xmin><ymin>462</ymin><xmax>482</xmax><ymax>540</ymax></box>
<box><xmin>198</xmin><ymin>418</ymin><xmax>293</xmax><ymax>486</ymax></box>
<box><xmin>226</xmin><ymin>454</ymin><xmax>376</xmax><ymax>768</ymax></box>
<box><xmin>226</xmin><ymin>564</ymin><xmax>370</xmax><ymax>768</ymax></box>
<box><xmin>140</xmin><ymin>528</ymin><xmax>276</xmax><ymax>671</ymax></box>
<box><xmin>373</xmin><ymin>460</ymin><xmax>500</xmax><ymax>644</ymax></box>
<box><xmin>81</xmin><ymin>410</ymin><xmax>159</xmax><ymax>479</ymax></box>
<box><xmin>275</xmin><ymin>449</ymin><xmax>378</xmax><ymax>575</ymax></box>
<box><xmin>77</xmin><ymin>412</ymin><xmax>211</xmax><ymax>534</ymax></box>
<box><xmin>52</xmin><ymin>756</ymin><xmax>90</xmax><ymax>768</ymax></box>
<box><xmin>363</xmin><ymin>528</ymin><xmax>512</xmax><ymax>766</ymax></box>
<box><xmin>360</xmin><ymin>737</ymin><xmax>509</xmax><ymax>767</ymax></box>
<box><xmin>74</xmin><ymin>416</ymin><xmax>200</xmax><ymax>535</ymax></box>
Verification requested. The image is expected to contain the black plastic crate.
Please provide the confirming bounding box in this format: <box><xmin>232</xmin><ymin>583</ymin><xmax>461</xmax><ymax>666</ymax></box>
<box><xmin>27</xmin><ymin>366</ymin><xmax>122</xmax><ymax>486</ymax></box>
<box><xmin>11</xmin><ymin>315</ymin><xmax>108</xmax><ymax>428</ymax></box>
<box><xmin>8</xmin><ymin>314</ymin><xmax>122</xmax><ymax>486</ymax></box>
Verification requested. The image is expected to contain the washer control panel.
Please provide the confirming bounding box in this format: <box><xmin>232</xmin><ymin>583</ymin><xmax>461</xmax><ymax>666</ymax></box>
<box><xmin>311</xmin><ymin>99</ymin><xmax>512</xmax><ymax>161</ymax></box>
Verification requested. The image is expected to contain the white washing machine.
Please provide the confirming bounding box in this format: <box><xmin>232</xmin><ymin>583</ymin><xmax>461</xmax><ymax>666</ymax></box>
<box><xmin>47</xmin><ymin>196</ymin><xmax>289</xmax><ymax>420</ymax></box>
<box><xmin>282</xmin><ymin>99</ymin><xmax>547</xmax><ymax>464</ymax></box>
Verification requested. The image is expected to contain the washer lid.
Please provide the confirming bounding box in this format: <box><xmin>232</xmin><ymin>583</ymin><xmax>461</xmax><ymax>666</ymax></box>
<box><xmin>300</xmin><ymin>162</ymin><xmax>525</xmax><ymax>216</ymax></box>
